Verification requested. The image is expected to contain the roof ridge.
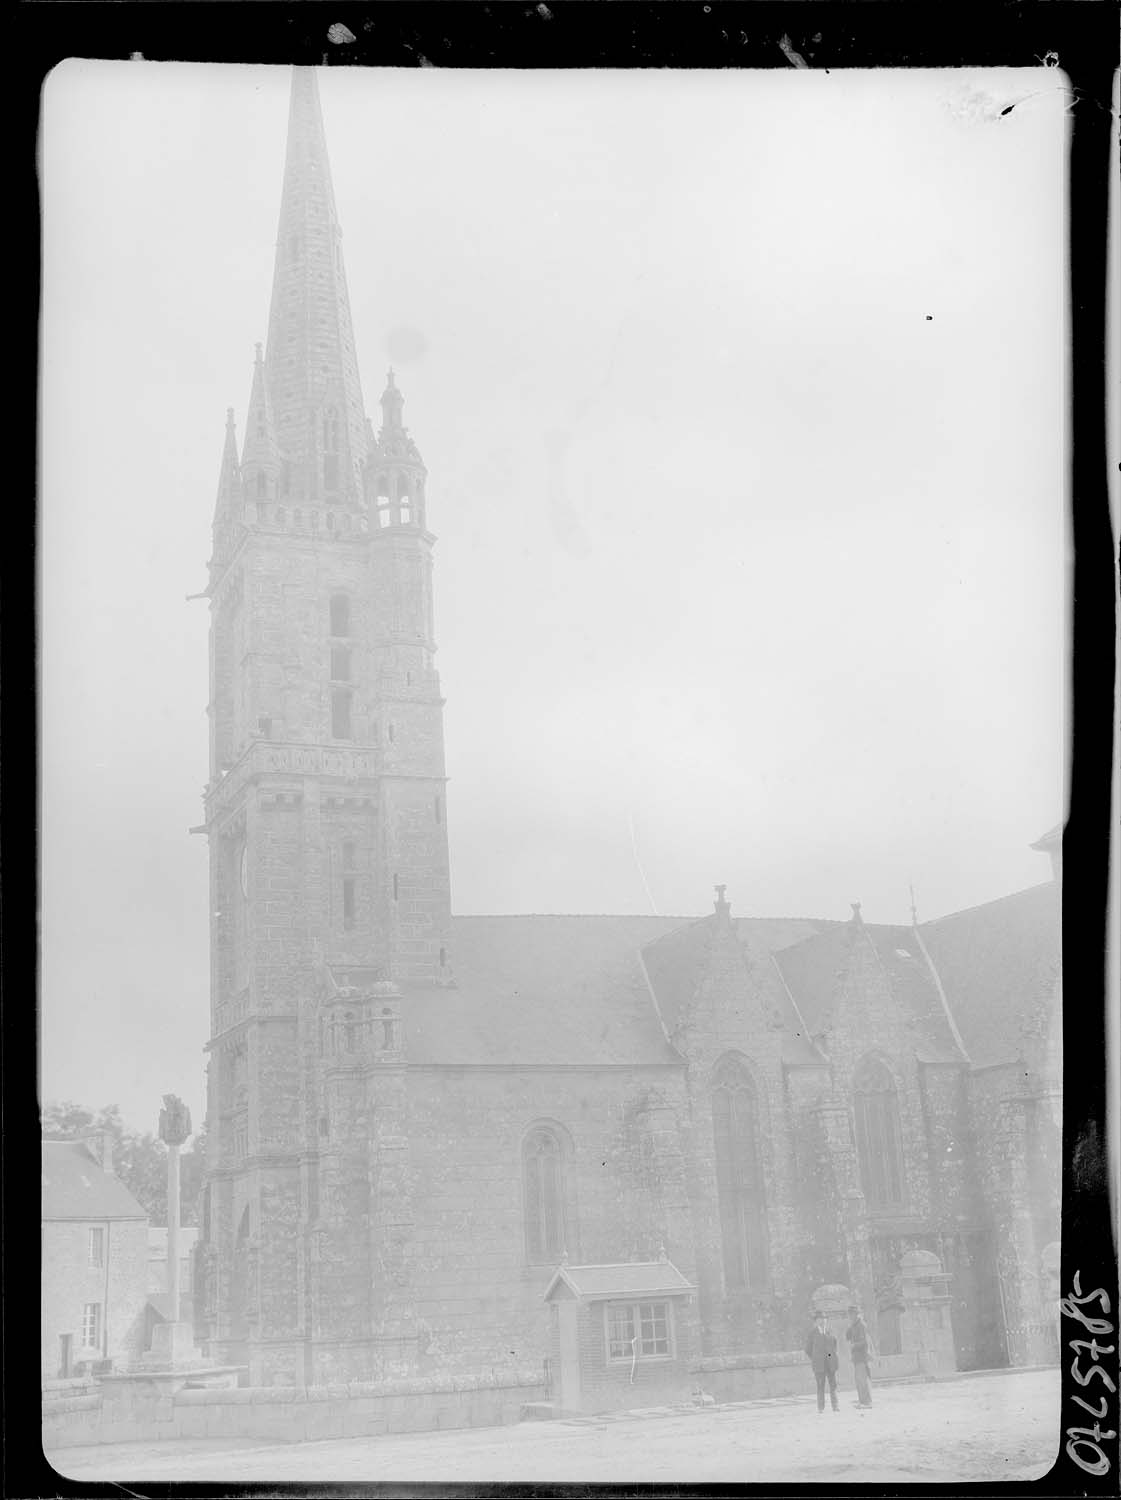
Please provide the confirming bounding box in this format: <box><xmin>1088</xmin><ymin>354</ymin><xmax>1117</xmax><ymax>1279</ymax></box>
<box><xmin>923</xmin><ymin>879</ymin><xmax>1056</xmax><ymax>926</ymax></box>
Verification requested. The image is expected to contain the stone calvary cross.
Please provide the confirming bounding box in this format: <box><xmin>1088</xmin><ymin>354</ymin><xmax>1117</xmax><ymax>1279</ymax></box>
<box><xmin>158</xmin><ymin>1094</ymin><xmax>192</xmax><ymax>1326</ymax></box>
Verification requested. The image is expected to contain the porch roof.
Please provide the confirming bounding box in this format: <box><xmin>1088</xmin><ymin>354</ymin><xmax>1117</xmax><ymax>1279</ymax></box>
<box><xmin>543</xmin><ymin>1260</ymin><xmax>695</xmax><ymax>1303</ymax></box>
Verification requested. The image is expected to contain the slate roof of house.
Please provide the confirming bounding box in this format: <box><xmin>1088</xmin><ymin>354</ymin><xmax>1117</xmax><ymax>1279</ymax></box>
<box><xmin>42</xmin><ymin>1139</ymin><xmax>148</xmax><ymax>1222</ymax></box>
<box><xmin>543</xmin><ymin>1260</ymin><xmax>695</xmax><ymax>1302</ymax></box>
<box><xmin>405</xmin><ymin>915</ymin><xmax>691</xmax><ymax>1066</ymax></box>
<box><xmin>919</xmin><ymin>880</ymin><xmax>1060</xmax><ymax>1067</ymax></box>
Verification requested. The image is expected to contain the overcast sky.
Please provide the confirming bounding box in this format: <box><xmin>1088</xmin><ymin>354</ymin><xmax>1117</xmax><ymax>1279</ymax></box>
<box><xmin>41</xmin><ymin>61</ymin><xmax>1067</xmax><ymax>1132</ymax></box>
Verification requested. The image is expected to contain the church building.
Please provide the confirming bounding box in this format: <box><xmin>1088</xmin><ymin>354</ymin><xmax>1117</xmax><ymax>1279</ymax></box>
<box><xmin>193</xmin><ymin>69</ymin><xmax>1062</xmax><ymax>1394</ymax></box>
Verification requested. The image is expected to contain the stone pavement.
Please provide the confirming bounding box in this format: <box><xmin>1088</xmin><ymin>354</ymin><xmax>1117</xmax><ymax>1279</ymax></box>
<box><xmin>48</xmin><ymin>1366</ymin><xmax>1060</xmax><ymax>1487</ymax></box>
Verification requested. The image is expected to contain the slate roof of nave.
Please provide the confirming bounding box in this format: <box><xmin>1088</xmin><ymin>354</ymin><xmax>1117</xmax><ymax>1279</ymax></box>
<box><xmin>406</xmin><ymin>915</ymin><xmax>688</xmax><ymax>1066</ymax></box>
<box><xmin>918</xmin><ymin>880</ymin><xmax>1060</xmax><ymax>1068</ymax></box>
<box><xmin>772</xmin><ymin>881</ymin><xmax>1061</xmax><ymax>1070</ymax></box>
<box><xmin>401</xmin><ymin>885</ymin><xmax>1060</xmax><ymax>1072</ymax></box>
<box><xmin>639</xmin><ymin>916</ymin><xmax>841</xmax><ymax>1060</ymax></box>
<box><xmin>404</xmin><ymin>914</ymin><xmax>838</xmax><ymax>1067</ymax></box>
<box><xmin>773</xmin><ymin>922</ymin><xmax>965</xmax><ymax>1065</ymax></box>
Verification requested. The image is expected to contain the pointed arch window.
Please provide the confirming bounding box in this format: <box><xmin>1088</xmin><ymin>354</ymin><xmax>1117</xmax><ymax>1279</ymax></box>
<box><xmin>523</xmin><ymin>1124</ymin><xmax>568</xmax><ymax>1264</ymax></box>
<box><xmin>853</xmin><ymin>1057</ymin><xmax>906</xmax><ymax>1210</ymax></box>
<box><xmin>712</xmin><ymin>1056</ymin><xmax>769</xmax><ymax>1291</ymax></box>
<box><xmin>329</xmin><ymin>594</ymin><xmax>350</xmax><ymax>638</ymax></box>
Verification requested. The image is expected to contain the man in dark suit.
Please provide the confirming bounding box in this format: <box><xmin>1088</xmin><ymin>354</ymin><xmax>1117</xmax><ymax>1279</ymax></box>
<box><xmin>804</xmin><ymin>1309</ymin><xmax>839</xmax><ymax>1412</ymax></box>
<box><xmin>846</xmin><ymin>1303</ymin><xmax>874</xmax><ymax>1408</ymax></box>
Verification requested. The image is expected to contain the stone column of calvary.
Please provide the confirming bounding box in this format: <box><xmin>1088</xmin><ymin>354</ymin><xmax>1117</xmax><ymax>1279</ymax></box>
<box><xmin>158</xmin><ymin>1094</ymin><xmax>193</xmax><ymax>1324</ymax></box>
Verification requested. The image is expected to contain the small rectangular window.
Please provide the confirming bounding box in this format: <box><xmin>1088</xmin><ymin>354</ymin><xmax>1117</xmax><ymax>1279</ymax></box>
<box><xmin>342</xmin><ymin>877</ymin><xmax>356</xmax><ymax>931</ymax></box>
<box><xmin>331</xmin><ymin>688</ymin><xmax>352</xmax><ymax>740</ymax></box>
<box><xmin>88</xmin><ymin>1227</ymin><xmax>104</xmax><ymax>1268</ymax></box>
<box><xmin>331</xmin><ymin>647</ymin><xmax>351</xmax><ymax>682</ymax></box>
<box><xmin>82</xmin><ymin>1302</ymin><xmax>102</xmax><ymax>1349</ymax></box>
<box><xmin>393</xmin><ymin>873</ymin><xmax>399</xmax><ymax>901</ymax></box>
<box><xmin>605</xmin><ymin>1300</ymin><xmax>672</xmax><ymax>1362</ymax></box>
<box><xmin>434</xmin><ymin>795</ymin><xmax>443</xmax><ymax>825</ymax></box>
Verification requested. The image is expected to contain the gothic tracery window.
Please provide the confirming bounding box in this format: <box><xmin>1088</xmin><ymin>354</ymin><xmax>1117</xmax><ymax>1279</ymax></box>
<box><xmin>712</xmin><ymin>1055</ymin><xmax>768</xmax><ymax>1291</ymax></box>
<box><xmin>853</xmin><ymin>1056</ymin><xmax>906</xmax><ymax>1210</ymax></box>
<box><xmin>523</xmin><ymin>1124</ymin><xmax>568</xmax><ymax>1263</ymax></box>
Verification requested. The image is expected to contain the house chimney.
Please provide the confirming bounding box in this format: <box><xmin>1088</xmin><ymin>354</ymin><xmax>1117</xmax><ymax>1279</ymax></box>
<box><xmin>85</xmin><ymin>1130</ymin><xmax>116</xmax><ymax>1173</ymax></box>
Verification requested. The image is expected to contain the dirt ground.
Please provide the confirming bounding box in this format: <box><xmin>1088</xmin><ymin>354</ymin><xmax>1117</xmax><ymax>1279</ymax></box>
<box><xmin>47</xmin><ymin>1366</ymin><xmax>1060</xmax><ymax>1487</ymax></box>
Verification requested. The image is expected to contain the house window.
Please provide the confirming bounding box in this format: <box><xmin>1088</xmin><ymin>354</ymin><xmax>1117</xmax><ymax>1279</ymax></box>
<box><xmin>81</xmin><ymin>1303</ymin><xmax>102</xmax><ymax>1349</ymax></box>
<box><xmin>712</xmin><ymin>1055</ymin><xmax>769</xmax><ymax>1291</ymax></box>
<box><xmin>434</xmin><ymin>795</ymin><xmax>443</xmax><ymax>825</ymax></box>
<box><xmin>330</xmin><ymin>594</ymin><xmax>350</xmax><ymax>638</ymax></box>
<box><xmin>331</xmin><ymin>688</ymin><xmax>352</xmax><ymax>740</ymax></box>
<box><xmin>88</xmin><ymin>1227</ymin><xmax>104</xmax><ymax>1268</ymax></box>
<box><xmin>605</xmin><ymin>1301</ymin><xmax>672</xmax><ymax>1361</ymax></box>
<box><xmin>523</xmin><ymin>1124</ymin><xmax>567</xmax><ymax>1263</ymax></box>
<box><xmin>854</xmin><ymin>1057</ymin><xmax>906</xmax><ymax>1209</ymax></box>
<box><xmin>342</xmin><ymin>877</ymin><xmax>356</xmax><ymax>930</ymax></box>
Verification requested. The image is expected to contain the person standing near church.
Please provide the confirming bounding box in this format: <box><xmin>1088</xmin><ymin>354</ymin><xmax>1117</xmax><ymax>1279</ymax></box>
<box><xmin>846</xmin><ymin>1303</ymin><xmax>874</xmax><ymax>1408</ymax></box>
<box><xmin>804</xmin><ymin>1309</ymin><xmax>839</xmax><ymax>1412</ymax></box>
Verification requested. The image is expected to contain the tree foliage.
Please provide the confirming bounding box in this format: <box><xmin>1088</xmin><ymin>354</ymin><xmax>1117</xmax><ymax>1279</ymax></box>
<box><xmin>42</xmin><ymin>1101</ymin><xmax>208</xmax><ymax>1228</ymax></box>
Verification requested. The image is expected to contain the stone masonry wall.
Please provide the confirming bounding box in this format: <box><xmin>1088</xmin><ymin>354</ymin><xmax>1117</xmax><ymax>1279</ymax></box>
<box><xmin>41</xmin><ymin>1220</ymin><xmax>150</xmax><ymax>1379</ymax></box>
<box><xmin>401</xmin><ymin>1066</ymin><xmax>694</xmax><ymax>1378</ymax></box>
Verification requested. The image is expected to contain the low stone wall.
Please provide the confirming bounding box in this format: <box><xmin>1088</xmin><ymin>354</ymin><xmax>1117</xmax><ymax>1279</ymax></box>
<box><xmin>42</xmin><ymin>1379</ymin><xmax>103</xmax><ymax>1449</ymax></box>
<box><xmin>43</xmin><ymin>1371</ymin><xmax>548</xmax><ymax>1452</ymax></box>
<box><xmin>689</xmin><ymin>1348</ymin><xmax>949</xmax><ymax>1402</ymax></box>
<box><xmin>690</xmin><ymin>1350</ymin><xmax>815</xmax><ymax>1402</ymax></box>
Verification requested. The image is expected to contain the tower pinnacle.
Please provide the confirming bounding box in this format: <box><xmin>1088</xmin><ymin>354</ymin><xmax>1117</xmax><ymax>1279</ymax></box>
<box><xmin>212</xmin><ymin>408</ymin><xmax>240</xmax><ymax>525</ymax></box>
<box><xmin>241</xmin><ymin>343</ymin><xmax>281</xmax><ymax>500</ymax></box>
<box><xmin>379</xmin><ymin>368</ymin><xmax>405</xmax><ymax>429</ymax></box>
<box><xmin>368</xmin><ymin>369</ymin><xmax>426</xmax><ymax>528</ymax></box>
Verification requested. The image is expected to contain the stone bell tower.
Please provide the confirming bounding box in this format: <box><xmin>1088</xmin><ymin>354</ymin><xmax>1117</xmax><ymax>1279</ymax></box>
<box><xmin>194</xmin><ymin>66</ymin><xmax>452</xmax><ymax>1386</ymax></box>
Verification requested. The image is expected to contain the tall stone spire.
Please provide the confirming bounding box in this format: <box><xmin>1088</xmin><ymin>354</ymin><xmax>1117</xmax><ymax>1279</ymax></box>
<box><xmin>264</xmin><ymin>67</ymin><xmax>367</xmax><ymax>506</ymax></box>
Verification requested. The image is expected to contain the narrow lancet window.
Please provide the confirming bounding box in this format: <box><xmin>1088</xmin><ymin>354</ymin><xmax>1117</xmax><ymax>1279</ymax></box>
<box><xmin>712</xmin><ymin>1055</ymin><xmax>769</xmax><ymax>1291</ymax></box>
<box><xmin>853</xmin><ymin>1057</ymin><xmax>906</xmax><ymax>1209</ymax></box>
<box><xmin>523</xmin><ymin>1125</ymin><xmax>567</xmax><ymax>1263</ymax></box>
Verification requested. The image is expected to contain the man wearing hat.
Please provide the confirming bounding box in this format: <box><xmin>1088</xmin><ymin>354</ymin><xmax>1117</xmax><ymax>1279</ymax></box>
<box><xmin>845</xmin><ymin>1303</ymin><xmax>874</xmax><ymax>1408</ymax></box>
<box><xmin>804</xmin><ymin>1309</ymin><xmax>839</xmax><ymax>1413</ymax></box>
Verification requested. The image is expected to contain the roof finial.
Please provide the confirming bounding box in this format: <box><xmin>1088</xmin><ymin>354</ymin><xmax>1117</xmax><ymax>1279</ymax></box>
<box><xmin>386</xmin><ymin>366</ymin><xmax>397</xmax><ymax>388</ymax></box>
<box><xmin>850</xmin><ymin>901</ymin><xmax>863</xmax><ymax>924</ymax></box>
<box><xmin>713</xmin><ymin>884</ymin><xmax>731</xmax><ymax>920</ymax></box>
<box><xmin>909</xmin><ymin>882</ymin><xmax>918</xmax><ymax>928</ymax></box>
